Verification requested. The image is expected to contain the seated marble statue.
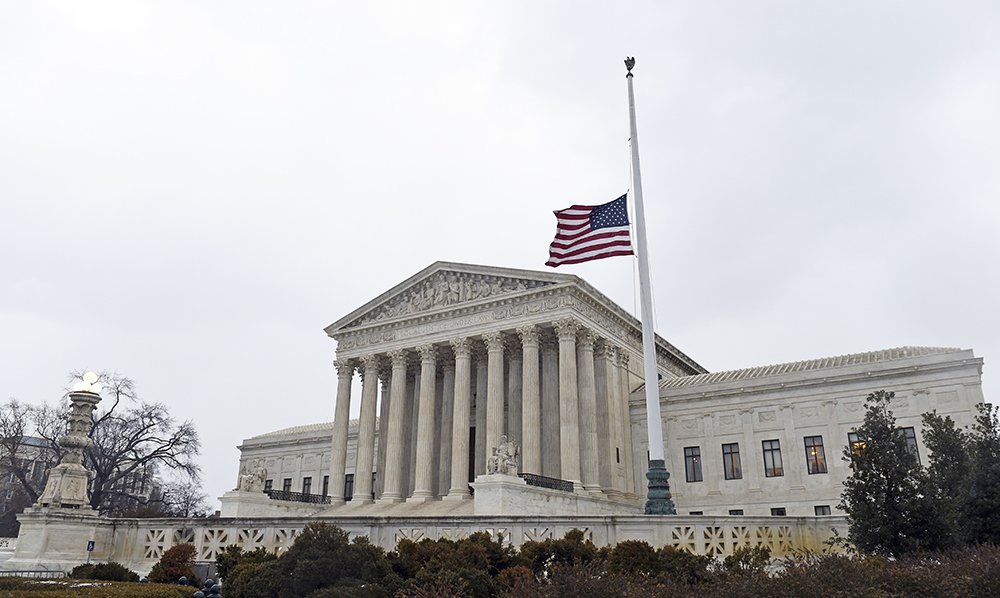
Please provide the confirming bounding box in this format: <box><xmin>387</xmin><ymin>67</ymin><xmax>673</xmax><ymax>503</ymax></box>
<box><xmin>486</xmin><ymin>435</ymin><xmax>520</xmax><ymax>475</ymax></box>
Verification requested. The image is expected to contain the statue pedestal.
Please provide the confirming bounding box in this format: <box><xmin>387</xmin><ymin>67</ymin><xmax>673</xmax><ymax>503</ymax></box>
<box><xmin>472</xmin><ymin>474</ymin><xmax>643</xmax><ymax>516</ymax></box>
<box><xmin>471</xmin><ymin>474</ymin><xmax>528</xmax><ymax>515</ymax></box>
<box><xmin>35</xmin><ymin>463</ymin><xmax>94</xmax><ymax>512</ymax></box>
<box><xmin>218</xmin><ymin>491</ymin><xmax>327</xmax><ymax>518</ymax></box>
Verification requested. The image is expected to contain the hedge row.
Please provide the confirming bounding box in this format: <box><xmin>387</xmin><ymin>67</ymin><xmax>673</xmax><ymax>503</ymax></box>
<box><xmin>0</xmin><ymin>578</ymin><xmax>191</xmax><ymax>598</ymax></box>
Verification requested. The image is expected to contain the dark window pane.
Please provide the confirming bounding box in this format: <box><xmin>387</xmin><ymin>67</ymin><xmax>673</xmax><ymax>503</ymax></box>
<box><xmin>722</xmin><ymin>443</ymin><xmax>742</xmax><ymax>480</ymax></box>
<box><xmin>815</xmin><ymin>505</ymin><xmax>831</xmax><ymax>516</ymax></box>
<box><xmin>804</xmin><ymin>436</ymin><xmax>828</xmax><ymax>474</ymax></box>
<box><xmin>762</xmin><ymin>440</ymin><xmax>783</xmax><ymax>477</ymax></box>
<box><xmin>729</xmin><ymin>509</ymin><xmax>744</xmax><ymax>516</ymax></box>
<box><xmin>900</xmin><ymin>427</ymin><xmax>920</xmax><ymax>464</ymax></box>
<box><xmin>684</xmin><ymin>446</ymin><xmax>703</xmax><ymax>482</ymax></box>
<box><xmin>770</xmin><ymin>507</ymin><xmax>786</xmax><ymax>516</ymax></box>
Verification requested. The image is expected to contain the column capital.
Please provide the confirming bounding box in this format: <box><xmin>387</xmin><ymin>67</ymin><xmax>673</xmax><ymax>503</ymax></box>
<box><xmin>553</xmin><ymin>318</ymin><xmax>580</xmax><ymax>340</ymax></box>
<box><xmin>482</xmin><ymin>331</ymin><xmax>506</xmax><ymax>353</ymax></box>
<box><xmin>333</xmin><ymin>359</ymin><xmax>355</xmax><ymax>379</ymax></box>
<box><xmin>359</xmin><ymin>354</ymin><xmax>380</xmax><ymax>377</ymax></box>
<box><xmin>577</xmin><ymin>328</ymin><xmax>597</xmax><ymax>349</ymax></box>
<box><xmin>387</xmin><ymin>348</ymin><xmax>409</xmax><ymax>368</ymax></box>
<box><xmin>594</xmin><ymin>339</ymin><xmax>613</xmax><ymax>359</ymax></box>
<box><xmin>517</xmin><ymin>324</ymin><xmax>540</xmax><ymax>346</ymax></box>
<box><xmin>416</xmin><ymin>344</ymin><xmax>438</xmax><ymax>364</ymax></box>
<box><xmin>618</xmin><ymin>351</ymin><xmax>630</xmax><ymax>368</ymax></box>
<box><xmin>450</xmin><ymin>337</ymin><xmax>472</xmax><ymax>358</ymax></box>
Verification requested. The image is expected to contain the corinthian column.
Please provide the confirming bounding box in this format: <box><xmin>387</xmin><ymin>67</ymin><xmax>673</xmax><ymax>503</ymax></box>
<box><xmin>540</xmin><ymin>332</ymin><xmax>561</xmax><ymax>478</ymax></box>
<box><xmin>352</xmin><ymin>354</ymin><xmax>380</xmax><ymax>504</ymax></box>
<box><xmin>447</xmin><ymin>338</ymin><xmax>473</xmax><ymax>499</ymax></box>
<box><xmin>518</xmin><ymin>325</ymin><xmax>541</xmax><ymax>475</ymax></box>
<box><xmin>483</xmin><ymin>331</ymin><xmax>506</xmax><ymax>470</ymax></box>
<box><xmin>438</xmin><ymin>359</ymin><xmax>456</xmax><ymax>496</ymax></box>
<box><xmin>554</xmin><ymin>318</ymin><xmax>582</xmax><ymax>486</ymax></box>
<box><xmin>379</xmin><ymin>349</ymin><xmax>409</xmax><ymax>502</ymax></box>
<box><xmin>577</xmin><ymin>329</ymin><xmax>601</xmax><ymax>492</ymax></box>
<box><xmin>474</xmin><ymin>345</ymin><xmax>488</xmax><ymax>475</ymax></box>
<box><xmin>410</xmin><ymin>344</ymin><xmax>438</xmax><ymax>500</ymax></box>
<box><xmin>328</xmin><ymin>359</ymin><xmax>355</xmax><ymax>504</ymax></box>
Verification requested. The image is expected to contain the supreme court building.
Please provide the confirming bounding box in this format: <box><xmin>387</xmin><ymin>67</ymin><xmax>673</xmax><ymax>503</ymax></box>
<box><xmin>222</xmin><ymin>261</ymin><xmax>987</xmax><ymax>519</ymax></box>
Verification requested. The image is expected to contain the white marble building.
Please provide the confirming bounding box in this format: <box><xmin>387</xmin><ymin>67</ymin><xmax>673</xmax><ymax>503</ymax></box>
<box><xmin>224</xmin><ymin>262</ymin><xmax>986</xmax><ymax>519</ymax></box>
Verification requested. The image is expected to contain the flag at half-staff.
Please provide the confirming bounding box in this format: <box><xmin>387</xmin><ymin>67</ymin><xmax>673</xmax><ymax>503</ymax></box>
<box><xmin>545</xmin><ymin>194</ymin><xmax>634</xmax><ymax>267</ymax></box>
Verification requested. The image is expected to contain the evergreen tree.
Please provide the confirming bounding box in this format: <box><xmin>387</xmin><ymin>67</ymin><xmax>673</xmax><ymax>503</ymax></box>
<box><xmin>921</xmin><ymin>411</ymin><xmax>971</xmax><ymax>544</ymax></box>
<box><xmin>965</xmin><ymin>404</ymin><xmax>1000</xmax><ymax>544</ymax></box>
<box><xmin>839</xmin><ymin>390</ymin><xmax>952</xmax><ymax>555</ymax></box>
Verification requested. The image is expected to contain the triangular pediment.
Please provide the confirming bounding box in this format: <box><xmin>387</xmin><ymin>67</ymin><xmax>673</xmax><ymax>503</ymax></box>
<box><xmin>326</xmin><ymin>262</ymin><xmax>576</xmax><ymax>335</ymax></box>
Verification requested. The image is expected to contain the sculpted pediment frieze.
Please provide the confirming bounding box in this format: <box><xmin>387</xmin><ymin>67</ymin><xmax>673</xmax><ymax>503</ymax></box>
<box><xmin>342</xmin><ymin>271</ymin><xmax>556</xmax><ymax>329</ymax></box>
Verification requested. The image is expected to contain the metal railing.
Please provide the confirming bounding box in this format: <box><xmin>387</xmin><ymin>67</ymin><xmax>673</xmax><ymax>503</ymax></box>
<box><xmin>519</xmin><ymin>472</ymin><xmax>574</xmax><ymax>493</ymax></box>
<box><xmin>0</xmin><ymin>570</ymin><xmax>66</xmax><ymax>578</ymax></box>
<box><xmin>264</xmin><ymin>489</ymin><xmax>332</xmax><ymax>504</ymax></box>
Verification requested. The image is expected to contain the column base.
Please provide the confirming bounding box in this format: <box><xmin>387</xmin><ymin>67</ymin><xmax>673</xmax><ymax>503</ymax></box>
<box><xmin>443</xmin><ymin>491</ymin><xmax>473</xmax><ymax>501</ymax></box>
<box><xmin>644</xmin><ymin>459</ymin><xmax>677</xmax><ymax>515</ymax></box>
<box><xmin>406</xmin><ymin>493</ymin><xmax>438</xmax><ymax>504</ymax></box>
<box><xmin>377</xmin><ymin>495</ymin><xmax>406</xmax><ymax>505</ymax></box>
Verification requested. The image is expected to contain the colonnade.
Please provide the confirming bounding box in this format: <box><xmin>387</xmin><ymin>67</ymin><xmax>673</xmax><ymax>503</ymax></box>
<box><xmin>328</xmin><ymin>318</ymin><xmax>638</xmax><ymax>504</ymax></box>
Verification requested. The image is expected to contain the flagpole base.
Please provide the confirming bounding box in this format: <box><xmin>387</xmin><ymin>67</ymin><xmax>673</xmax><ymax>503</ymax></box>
<box><xmin>644</xmin><ymin>459</ymin><xmax>676</xmax><ymax>515</ymax></box>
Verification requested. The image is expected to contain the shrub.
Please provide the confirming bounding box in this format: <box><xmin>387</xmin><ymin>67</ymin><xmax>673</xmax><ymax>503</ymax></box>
<box><xmin>215</xmin><ymin>544</ymin><xmax>276</xmax><ymax>580</ymax></box>
<box><xmin>69</xmin><ymin>561</ymin><xmax>140</xmax><ymax>582</ymax></box>
<box><xmin>720</xmin><ymin>545</ymin><xmax>771</xmax><ymax>575</ymax></box>
<box><xmin>147</xmin><ymin>543</ymin><xmax>198</xmax><ymax>585</ymax></box>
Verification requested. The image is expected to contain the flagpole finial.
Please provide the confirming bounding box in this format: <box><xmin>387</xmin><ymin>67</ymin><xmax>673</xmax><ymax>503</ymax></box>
<box><xmin>625</xmin><ymin>57</ymin><xmax>636</xmax><ymax>76</ymax></box>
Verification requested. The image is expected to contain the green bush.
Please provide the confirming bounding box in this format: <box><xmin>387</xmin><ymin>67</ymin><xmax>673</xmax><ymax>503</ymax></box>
<box><xmin>0</xmin><ymin>578</ymin><xmax>191</xmax><ymax>597</ymax></box>
<box><xmin>147</xmin><ymin>543</ymin><xmax>198</xmax><ymax>585</ymax></box>
<box><xmin>69</xmin><ymin>561</ymin><xmax>139</xmax><ymax>582</ymax></box>
<box><xmin>224</xmin><ymin>522</ymin><xmax>399</xmax><ymax>598</ymax></box>
<box><xmin>215</xmin><ymin>544</ymin><xmax>276</xmax><ymax>580</ymax></box>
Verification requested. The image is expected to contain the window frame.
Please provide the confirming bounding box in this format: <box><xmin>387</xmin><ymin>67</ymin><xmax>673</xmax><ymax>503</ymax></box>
<box><xmin>762</xmin><ymin>439</ymin><xmax>784</xmax><ymax>477</ymax></box>
<box><xmin>815</xmin><ymin>505</ymin><xmax>832</xmax><ymax>516</ymax></box>
<box><xmin>803</xmin><ymin>435</ymin><xmax>828</xmax><ymax>474</ymax></box>
<box><xmin>770</xmin><ymin>507</ymin><xmax>787</xmax><ymax>516</ymax></box>
<box><xmin>683</xmin><ymin>446</ymin><xmax>703</xmax><ymax>483</ymax></box>
<box><xmin>722</xmin><ymin>442</ymin><xmax>742</xmax><ymax>480</ymax></box>
<box><xmin>302</xmin><ymin>476</ymin><xmax>312</xmax><ymax>495</ymax></box>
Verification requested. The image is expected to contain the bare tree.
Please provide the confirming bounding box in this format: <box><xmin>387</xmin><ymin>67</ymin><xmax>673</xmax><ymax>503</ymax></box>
<box><xmin>0</xmin><ymin>371</ymin><xmax>202</xmax><ymax>516</ymax></box>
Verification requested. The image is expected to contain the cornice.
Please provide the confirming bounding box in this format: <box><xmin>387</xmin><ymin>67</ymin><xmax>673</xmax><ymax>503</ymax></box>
<box><xmin>650</xmin><ymin>356</ymin><xmax>983</xmax><ymax>406</ymax></box>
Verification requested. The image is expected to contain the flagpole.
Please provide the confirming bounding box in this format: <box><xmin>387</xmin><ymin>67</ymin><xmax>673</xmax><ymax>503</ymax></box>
<box><xmin>625</xmin><ymin>57</ymin><xmax>676</xmax><ymax>515</ymax></box>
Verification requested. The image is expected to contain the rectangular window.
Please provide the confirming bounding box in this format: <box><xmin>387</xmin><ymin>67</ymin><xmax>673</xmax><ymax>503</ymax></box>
<box><xmin>804</xmin><ymin>436</ymin><xmax>828</xmax><ymax>474</ymax></box>
<box><xmin>729</xmin><ymin>509</ymin><xmax>744</xmax><ymax>516</ymax></box>
<box><xmin>689</xmin><ymin>511</ymin><xmax>703</xmax><ymax>515</ymax></box>
<box><xmin>302</xmin><ymin>477</ymin><xmax>312</xmax><ymax>495</ymax></box>
<box><xmin>848</xmin><ymin>432</ymin><xmax>866</xmax><ymax>457</ymax></box>
<box><xmin>282</xmin><ymin>478</ymin><xmax>292</xmax><ymax>492</ymax></box>
<box><xmin>900</xmin><ymin>427</ymin><xmax>920</xmax><ymax>464</ymax></box>
<box><xmin>815</xmin><ymin>505</ymin><xmax>832</xmax><ymax>516</ymax></box>
<box><xmin>762</xmin><ymin>440</ymin><xmax>783</xmax><ymax>477</ymax></box>
<box><xmin>770</xmin><ymin>507</ymin><xmax>786</xmax><ymax>516</ymax></box>
<box><xmin>322</xmin><ymin>475</ymin><xmax>330</xmax><ymax>497</ymax></box>
<box><xmin>371</xmin><ymin>472</ymin><xmax>377</xmax><ymax>500</ymax></box>
<box><xmin>344</xmin><ymin>474</ymin><xmax>354</xmax><ymax>501</ymax></box>
<box><xmin>616</xmin><ymin>447</ymin><xmax>620</xmax><ymax>464</ymax></box>
<box><xmin>722</xmin><ymin>443</ymin><xmax>742</xmax><ymax>480</ymax></box>
<box><xmin>263</xmin><ymin>479</ymin><xmax>273</xmax><ymax>492</ymax></box>
<box><xmin>684</xmin><ymin>446</ymin><xmax>703</xmax><ymax>482</ymax></box>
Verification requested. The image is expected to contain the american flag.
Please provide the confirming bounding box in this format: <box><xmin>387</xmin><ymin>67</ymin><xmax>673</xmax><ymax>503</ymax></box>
<box><xmin>545</xmin><ymin>194</ymin><xmax>634</xmax><ymax>267</ymax></box>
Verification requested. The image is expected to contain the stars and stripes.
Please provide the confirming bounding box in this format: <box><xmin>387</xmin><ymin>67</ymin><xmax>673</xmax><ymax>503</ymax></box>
<box><xmin>545</xmin><ymin>194</ymin><xmax>634</xmax><ymax>267</ymax></box>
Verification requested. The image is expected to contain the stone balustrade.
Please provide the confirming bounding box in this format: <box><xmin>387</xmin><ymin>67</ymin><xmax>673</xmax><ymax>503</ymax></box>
<box><xmin>5</xmin><ymin>510</ymin><xmax>847</xmax><ymax>575</ymax></box>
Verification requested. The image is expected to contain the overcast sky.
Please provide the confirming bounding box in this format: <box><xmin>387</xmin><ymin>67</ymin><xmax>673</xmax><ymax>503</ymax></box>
<box><xmin>2</xmin><ymin>1</ymin><xmax>997</xmax><ymax>509</ymax></box>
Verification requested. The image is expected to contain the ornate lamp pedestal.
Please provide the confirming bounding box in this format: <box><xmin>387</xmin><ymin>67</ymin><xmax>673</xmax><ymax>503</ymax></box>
<box><xmin>34</xmin><ymin>389</ymin><xmax>102</xmax><ymax>513</ymax></box>
<box><xmin>644</xmin><ymin>459</ymin><xmax>676</xmax><ymax>515</ymax></box>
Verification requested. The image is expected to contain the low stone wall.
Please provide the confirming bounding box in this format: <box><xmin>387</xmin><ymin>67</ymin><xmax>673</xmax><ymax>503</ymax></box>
<box><xmin>5</xmin><ymin>508</ymin><xmax>848</xmax><ymax>576</ymax></box>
